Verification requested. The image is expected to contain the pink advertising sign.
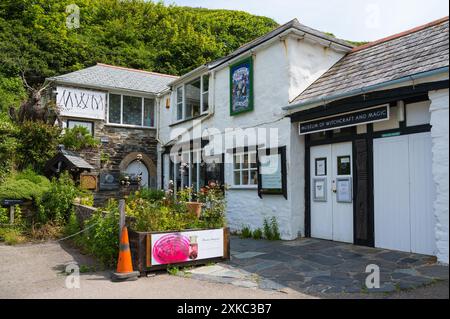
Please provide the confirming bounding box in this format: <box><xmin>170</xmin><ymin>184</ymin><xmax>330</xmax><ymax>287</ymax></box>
<box><xmin>151</xmin><ymin>229</ymin><xmax>224</xmax><ymax>266</ymax></box>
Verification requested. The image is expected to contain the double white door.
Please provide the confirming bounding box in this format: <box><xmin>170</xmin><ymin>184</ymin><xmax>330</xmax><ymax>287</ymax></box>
<box><xmin>310</xmin><ymin>142</ymin><xmax>354</xmax><ymax>243</ymax></box>
<box><xmin>374</xmin><ymin>132</ymin><xmax>436</xmax><ymax>255</ymax></box>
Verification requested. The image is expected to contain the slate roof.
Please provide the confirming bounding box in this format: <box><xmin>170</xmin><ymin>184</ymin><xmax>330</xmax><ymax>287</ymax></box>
<box><xmin>62</xmin><ymin>150</ymin><xmax>94</xmax><ymax>170</ymax></box>
<box><xmin>291</xmin><ymin>17</ymin><xmax>449</xmax><ymax>105</ymax></box>
<box><xmin>48</xmin><ymin>63</ymin><xmax>178</xmax><ymax>94</ymax></box>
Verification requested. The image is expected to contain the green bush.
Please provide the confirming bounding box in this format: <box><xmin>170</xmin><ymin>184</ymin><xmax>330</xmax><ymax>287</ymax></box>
<box><xmin>38</xmin><ymin>171</ymin><xmax>79</xmax><ymax>224</ymax></box>
<box><xmin>59</xmin><ymin>126</ymin><xmax>99</xmax><ymax>151</ymax></box>
<box><xmin>0</xmin><ymin>169</ymin><xmax>50</xmax><ymax>202</ymax></box>
<box><xmin>263</xmin><ymin>217</ymin><xmax>281</xmax><ymax>240</ymax></box>
<box><xmin>252</xmin><ymin>228</ymin><xmax>263</xmax><ymax>240</ymax></box>
<box><xmin>80</xmin><ymin>200</ymin><xmax>120</xmax><ymax>267</ymax></box>
<box><xmin>240</xmin><ymin>225</ymin><xmax>252</xmax><ymax>239</ymax></box>
<box><xmin>64</xmin><ymin>211</ymin><xmax>81</xmax><ymax>242</ymax></box>
<box><xmin>15</xmin><ymin>120</ymin><xmax>62</xmax><ymax>172</ymax></box>
<box><xmin>0</xmin><ymin>207</ymin><xmax>9</xmax><ymax>224</ymax></box>
<box><xmin>127</xmin><ymin>198</ymin><xmax>200</xmax><ymax>232</ymax></box>
<box><xmin>270</xmin><ymin>217</ymin><xmax>281</xmax><ymax>240</ymax></box>
<box><xmin>129</xmin><ymin>188</ymin><xmax>165</xmax><ymax>203</ymax></box>
<box><xmin>0</xmin><ymin>113</ymin><xmax>19</xmax><ymax>181</ymax></box>
<box><xmin>0</xmin><ymin>226</ymin><xmax>26</xmax><ymax>245</ymax></box>
<box><xmin>198</xmin><ymin>183</ymin><xmax>226</xmax><ymax>229</ymax></box>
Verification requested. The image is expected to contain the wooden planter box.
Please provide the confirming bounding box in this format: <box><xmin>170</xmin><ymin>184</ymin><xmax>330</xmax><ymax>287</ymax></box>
<box><xmin>128</xmin><ymin>227</ymin><xmax>230</xmax><ymax>275</ymax></box>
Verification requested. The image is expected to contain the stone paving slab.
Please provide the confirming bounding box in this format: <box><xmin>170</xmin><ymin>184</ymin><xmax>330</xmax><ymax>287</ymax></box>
<box><xmin>196</xmin><ymin>237</ymin><xmax>449</xmax><ymax>295</ymax></box>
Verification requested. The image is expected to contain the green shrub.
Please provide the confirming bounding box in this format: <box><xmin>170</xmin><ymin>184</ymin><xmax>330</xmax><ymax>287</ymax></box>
<box><xmin>80</xmin><ymin>200</ymin><xmax>120</xmax><ymax>267</ymax></box>
<box><xmin>64</xmin><ymin>211</ymin><xmax>81</xmax><ymax>238</ymax></box>
<box><xmin>198</xmin><ymin>183</ymin><xmax>226</xmax><ymax>229</ymax></box>
<box><xmin>0</xmin><ymin>207</ymin><xmax>9</xmax><ymax>224</ymax></box>
<box><xmin>270</xmin><ymin>217</ymin><xmax>281</xmax><ymax>240</ymax></box>
<box><xmin>263</xmin><ymin>217</ymin><xmax>281</xmax><ymax>240</ymax></box>
<box><xmin>15</xmin><ymin>120</ymin><xmax>62</xmax><ymax>171</ymax></box>
<box><xmin>59</xmin><ymin>126</ymin><xmax>99</xmax><ymax>151</ymax></box>
<box><xmin>240</xmin><ymin>225</ymin><xmax>252</xmax><ymax>239</ymax></box>
<box><xmin>129</xmin><ymin>188</ymin><xmax>165</xmax><ymax>203</ymax></box>
<box><xmin>0</xmin><ymin>76</ymin><xmax>27</xmax><ymax>113</ymax></box>
<box><xmin>0</xmin><ymin>169</ymin><xmax>50</xmax><ymax>202</ymax></box>
<box><xmin>0</xmin><ymin>226</ymin><xmax>26</xmax><ymax>245</ymax></box>
<box><xmin>252</xmin><ymin>228</ymin><xmax>263</xmax><ymax>240</ymax></box>
<box><xmin>38</xmin><ymin>171</ymin><xmax>79</xmax><ymax>224</ymax></box>
<box><xmin>0</xmin><ymin>113</ymin><xmax>19</xmax><ymax>181</ymax></box>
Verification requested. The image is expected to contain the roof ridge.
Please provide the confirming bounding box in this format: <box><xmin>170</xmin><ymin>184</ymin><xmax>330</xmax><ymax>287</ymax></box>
<box><xmin>352</xmin><ymin>16</ymin><xmax>449</xmax><ymax>53</ymax></box>
<box><xmin>96</xmin><ymin>63</ymin><xmax>179</xmax><ymax>78</ymax></box>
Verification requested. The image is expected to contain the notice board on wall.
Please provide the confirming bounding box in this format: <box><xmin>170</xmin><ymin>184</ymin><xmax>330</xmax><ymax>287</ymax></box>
<box><xmin>257</xmin><ymin>146</ymin><xmax>287</xmax><ymax>199</ymax></box>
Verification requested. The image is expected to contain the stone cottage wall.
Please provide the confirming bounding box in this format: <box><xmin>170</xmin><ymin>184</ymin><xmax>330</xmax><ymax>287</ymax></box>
<box><xmin>62</xmin><ymin>118</ymin><xmax>158</xmax><ymax>206</ymax></box>
<box><xmin>429</xmin><ymin>88</ymin><xmax>449</xmax><ymax>264</ymax></box>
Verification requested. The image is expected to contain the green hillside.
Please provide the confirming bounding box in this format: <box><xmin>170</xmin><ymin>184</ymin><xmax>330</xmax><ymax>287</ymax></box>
<box><xmin>0</xmin><ymin>0</ymin><xmax>278</xmax><ymax>110</ymax></box>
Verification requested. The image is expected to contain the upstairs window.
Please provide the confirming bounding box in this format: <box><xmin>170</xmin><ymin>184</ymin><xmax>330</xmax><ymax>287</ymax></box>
<box><xmin>108</xmin><ymin>93</ymin><xmax>155</xmax><ymax>128</ymax></box>
<box><xmin>175</xmin><ymin>75</ymin><xmax>209</xmax><ymax>122</ymax></box>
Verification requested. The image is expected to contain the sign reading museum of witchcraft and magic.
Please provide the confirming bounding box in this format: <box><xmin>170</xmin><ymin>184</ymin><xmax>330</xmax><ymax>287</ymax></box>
<box><xmin>299</xmin><ymin>104</ymin><xmax>390</xmax><ymax>135</ymax></box>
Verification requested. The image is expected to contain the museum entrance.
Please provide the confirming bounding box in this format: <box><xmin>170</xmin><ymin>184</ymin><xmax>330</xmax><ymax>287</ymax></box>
<box><xmin>310</xmin><ymin>141</ymin><xmax>354</xmax><ymax>243</ymax></box>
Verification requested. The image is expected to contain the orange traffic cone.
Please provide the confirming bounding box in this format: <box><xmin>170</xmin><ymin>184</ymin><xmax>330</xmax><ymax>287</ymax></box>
<box><xmin>111</xmin><ymin>226</ymin><xmax>139</xmax><ymax>282</ymax></box>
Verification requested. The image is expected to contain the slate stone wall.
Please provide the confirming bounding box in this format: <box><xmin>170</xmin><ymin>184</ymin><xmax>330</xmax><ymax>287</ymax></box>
<box><xmin>63</xmin><ymin>118</ymin><xmax>158</xmax><ymax>207</ymax></box>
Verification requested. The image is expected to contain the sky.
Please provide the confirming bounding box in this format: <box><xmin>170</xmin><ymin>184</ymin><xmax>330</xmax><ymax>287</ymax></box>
<box><xmin>164</xmin><ymin>0</ymin><xmax>449</xmax><ymax>42</ymax></box>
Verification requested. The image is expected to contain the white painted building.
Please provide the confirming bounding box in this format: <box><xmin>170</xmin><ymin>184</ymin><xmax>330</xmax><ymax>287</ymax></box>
<box><xmin>157</xmin><ymin>17</ymin><xmax>449</xmax><ymax>264</ymax></box>
<box><xmin>48</xmin><ymin>17</ymin><xmax>449</xmax><ymax>264</ymax></box>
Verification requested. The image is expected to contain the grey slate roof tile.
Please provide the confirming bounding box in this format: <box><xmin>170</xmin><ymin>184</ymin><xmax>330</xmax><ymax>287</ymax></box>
<box><xmin>292</xmin><ymin>19</ymin><xmax>449</xmax><ymax>104</ymax></box>
<box><xmin>48</xmin><ymin>63</ymin><xmax>178</xmax><ymax>94</ymax></box>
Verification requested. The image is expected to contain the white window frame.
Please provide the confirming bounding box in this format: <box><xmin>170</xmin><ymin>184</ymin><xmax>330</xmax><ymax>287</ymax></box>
<box><xmin>107</xmin><ymin>92</ymin><xmax>156</xmax><ymax>128</ymax></box>
<box><xmin>174</xmin><ymin>74</ymin><xmax>209</xmax><ymax>123</ymax></box>
<box><xmin>232</xmin><ymin>150</ymin><xmax>258</xmax><ymax>188</ymax></box>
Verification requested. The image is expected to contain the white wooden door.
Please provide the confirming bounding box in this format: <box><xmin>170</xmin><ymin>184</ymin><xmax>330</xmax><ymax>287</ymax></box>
<box><xmin>374</xmin><ymin>133</ymin><xmax>435</xmax><ymax>255</ymax></box>
<box><xmin>310</xmin><ymin>144</ymin><xmax>333</xmax><ymax>240</ymax></box>
<box><xmin>374</xmin><ymin>136</ymin><xmax>411</xmax><ymax>252</ymax></box>
<box><xmin>310</xmin><ymin>142</ymin><xmax>353</xmax><ymax>243</ymax></box>
<box><xmin>331</xmin><ymin>142</ymin><xmax>354</xmax><ymax>243</ymax></box>
<box><xmin>408</xmin><ymin>133</ymin><xmax>436</xmax><ymax>255</ymax></box>
<box><xmin>125</xmin><ymin>160</ymin><xmax>149</xmax><ymax>188</ymax></box>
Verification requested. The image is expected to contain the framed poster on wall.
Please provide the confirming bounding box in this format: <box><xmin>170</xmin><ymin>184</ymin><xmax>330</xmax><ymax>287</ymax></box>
<box><xmin>230</xmin><ymin>57</ymin><xmax>253</xmax><ymax>116</ymax></box>
<box><xmin>313</xmin><ymin>178</ymin><xmax>327</xmax><ymax>202</ymax></box>
<box><xmin>315</xmin><ymin>158</ymin><xmax>327</xmax><ymax>176</ymax></box>
<box><xmin>257</xmin><ymin>146</ymin><xmax>287</xmax><ymax>199</ymax></box>
<box><xmin>336</xmin><ymin>177</ymin><xmax>352</xmax><ymax>203</ymax></box>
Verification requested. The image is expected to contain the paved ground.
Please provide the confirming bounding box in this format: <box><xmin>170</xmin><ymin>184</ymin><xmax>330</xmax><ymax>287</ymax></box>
<box><xmin>209</xmin><ymin>237</ymin><xmax>448</xmax><ymax>298</ymax></box>
<box><xmin>0</xmin><ymin>242</ymin><xmax>310</xmax><ymax>299</ymax></box>
<box><xmin>0</xmin><ymin>238</ymin><xmax>448</xmax><ymax>299</ymax></box>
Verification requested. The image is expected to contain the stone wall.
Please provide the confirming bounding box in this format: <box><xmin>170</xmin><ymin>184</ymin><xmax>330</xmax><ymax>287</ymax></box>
<box><xmin>429</xmin><ymin>88</ymin><xmax>449</xmax><ymax>264</ymax></box>
<box><xmin>73</xmin><ymin>203</ymin><xmax>97</xmax><ymax>226</ymax></box>
<box><xmin>62</xmin><ymin>118</ymin><xmax>158</xmax><ymax>206</ymax></box>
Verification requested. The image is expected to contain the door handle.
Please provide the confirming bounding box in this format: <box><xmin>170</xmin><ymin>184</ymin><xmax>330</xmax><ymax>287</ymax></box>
<box><xmin>332</xmin><ymin>180</ymin><xmax>337</xmax><ymax>193</ymax></box>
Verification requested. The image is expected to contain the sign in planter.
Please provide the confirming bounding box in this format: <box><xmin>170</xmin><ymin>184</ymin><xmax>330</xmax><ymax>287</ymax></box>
<box><xmin>151</xmin><ymin>229</ymin><xmax>224</xmax><ymax>266</ymax></box>
<box><xmin>128</xmin><ymin>227</ymin><xmax>230</xmax><ymax>274</ymax></box>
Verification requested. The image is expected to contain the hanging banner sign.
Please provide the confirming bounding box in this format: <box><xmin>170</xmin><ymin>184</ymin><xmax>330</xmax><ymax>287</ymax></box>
<box><xmin>299</xmin><ymin>105</ymin><xmax>389</xmax><ymax>135</ymax></box>
<box><xmin>56</xmin><ymin>86</ymin><xmax>106</xmax><ymax>120</ymax></box>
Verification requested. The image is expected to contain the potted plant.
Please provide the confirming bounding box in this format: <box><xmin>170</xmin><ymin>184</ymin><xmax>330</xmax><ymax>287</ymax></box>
<box><xmin>178</xmin><ymin>186</ymin><xmax>202</xmax><ymax>218</ymax></box>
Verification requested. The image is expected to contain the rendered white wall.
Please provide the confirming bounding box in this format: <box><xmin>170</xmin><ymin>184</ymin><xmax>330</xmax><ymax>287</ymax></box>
<box><xmin>157</xmin><ymin>34</ymin><xmax>348</xmax><ymax>240</ymax></box>
<box><xmin>429</xmin><ymin>89</ymin><xmax>449</xmax><ymax>264</ymax></box>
